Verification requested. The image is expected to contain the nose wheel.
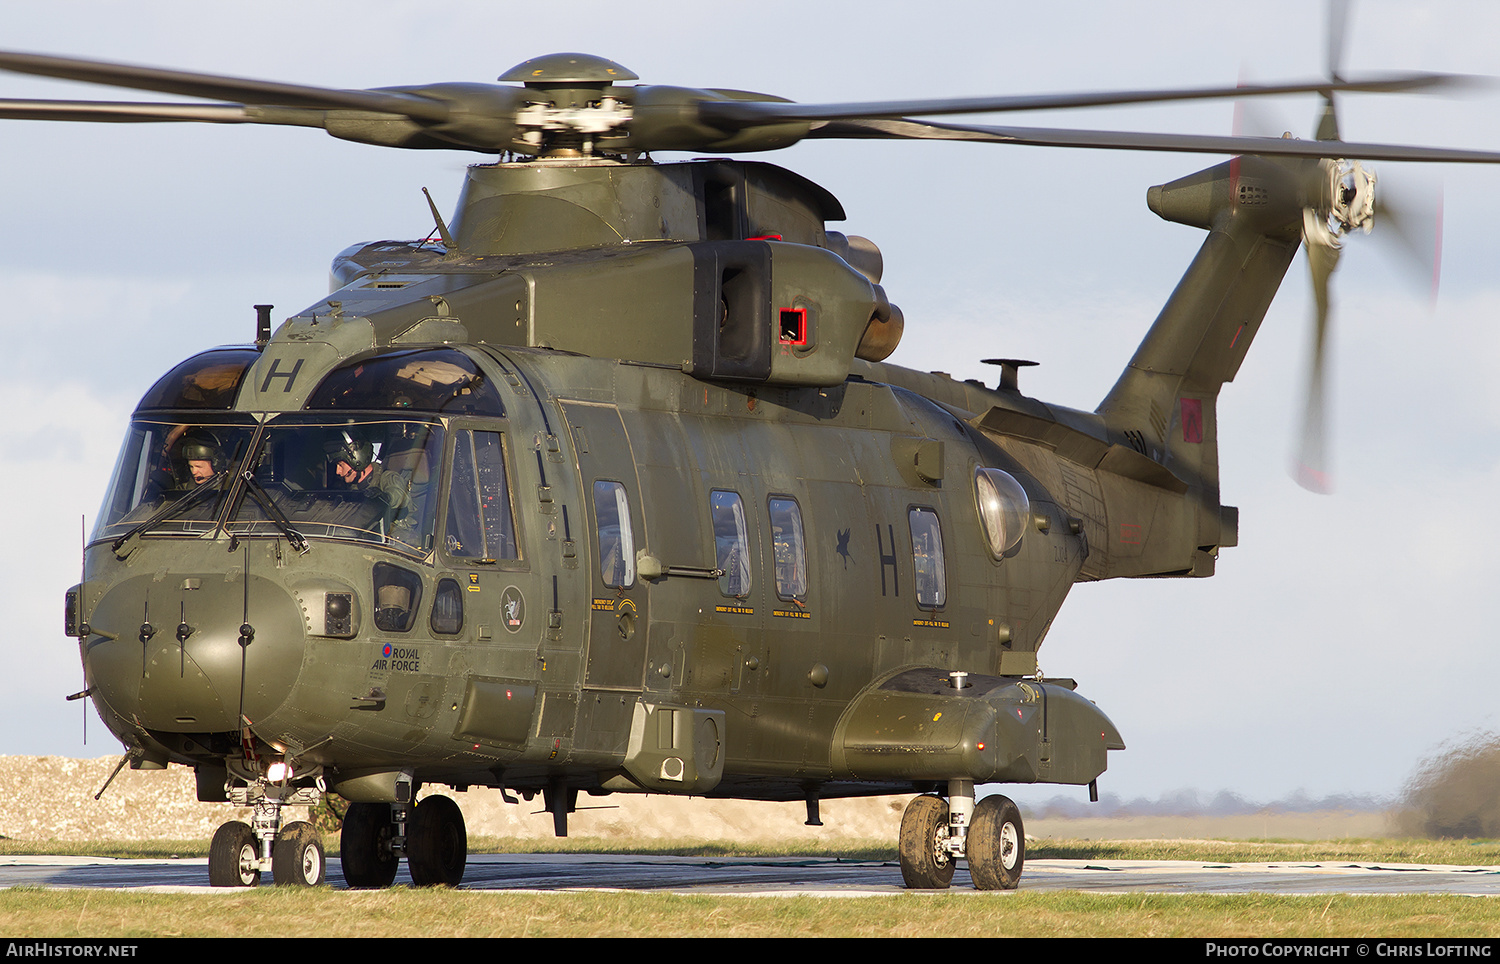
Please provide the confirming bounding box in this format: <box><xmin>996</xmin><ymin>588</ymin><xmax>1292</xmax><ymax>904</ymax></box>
<box><xmin>271</xmin><ymin>820</ymin><xmax>326</xmax><ymax>886</ymax></box>
<box><xmin>208</xmin><ymin>821</ymin><xmax>260</xmax><ymax>887</ymax></box>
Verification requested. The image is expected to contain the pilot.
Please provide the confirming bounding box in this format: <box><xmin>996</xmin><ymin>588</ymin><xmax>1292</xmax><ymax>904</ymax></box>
<box><xmin>178</xmin><ymin>430</ymin><xmax>224</xmax><ymax>486</ymax></box>
<box><xmin>326</xmin><ymin>432</ymin><xmax>410</xmax><ymax>512</ymax></box>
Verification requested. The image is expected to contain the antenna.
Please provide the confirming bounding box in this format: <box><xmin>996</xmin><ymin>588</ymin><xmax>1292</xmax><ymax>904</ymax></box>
<box><xmin>422</xmin><ymin>187</ymin><xmax>461</xmax><ymax>257</ymax></box>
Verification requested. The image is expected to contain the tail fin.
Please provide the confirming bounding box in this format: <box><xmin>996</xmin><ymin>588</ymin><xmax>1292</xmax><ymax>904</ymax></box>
<box><xmin>1096</xmin><ymin>155</ymin><xmax>1307</xmax><ymax>573</ymax></box>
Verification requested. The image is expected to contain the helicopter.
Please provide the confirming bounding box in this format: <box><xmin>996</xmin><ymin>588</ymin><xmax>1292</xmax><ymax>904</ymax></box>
<box><xmin>9</xmin><ymin>12</ymin><xmax>1500</xmax><ymax>890</ymax></box>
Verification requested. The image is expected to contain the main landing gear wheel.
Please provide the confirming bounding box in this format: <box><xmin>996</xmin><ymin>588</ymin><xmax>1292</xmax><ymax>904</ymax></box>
<box><xmin>898</xmin><ymin>794</ymin><xmax>955</xmax><ymax>889</ymax></box>
<box><xmin>272</xmin><ymin>820</ymin><xmax>326</xmax><ymax>886</ymax></box>
<box><xmin>408</xmin><ymin>794</ymin><xmax>467</xmax><ymax>887</ymax></box>
<box><xmin>340</xmin><ymin>801</ymin><xmax>399</xmax><ymax>888</ymax></box>
<box><xmin>968</xmin><ymin>794</ymin><xmax>1025</xmax><ymax>890</ymax></box>
<box><xmin>208</xmin><ymin>821</ymin><xmax>260</xmax><ymax>888</ymax></box>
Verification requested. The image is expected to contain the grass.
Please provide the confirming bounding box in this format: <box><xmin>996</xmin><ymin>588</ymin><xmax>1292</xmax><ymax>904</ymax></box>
<box><xmin>5</xmin><ymin>889</ymin><xmax>1500</xmax><ymax>938</ymax></box>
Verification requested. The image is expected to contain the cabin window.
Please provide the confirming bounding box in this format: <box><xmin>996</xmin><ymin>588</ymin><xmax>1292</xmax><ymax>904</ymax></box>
<box><xmin>593</xmin><ymin>480</ymin><xmax>636</xmax><ymax>589</ymax></box>
<box><xmin>768</xmin><ymin>496</ymin><xmax>806</xmax><ymax>601</ymax></box>
<box><xmin>444</xmin><ymin>430</ymin><xmax>518</xmax><ymax>561</ymax></box>
<box><xmin>430</xmin><ymin>578</ymin><xmax>464</xmax><ymax>636</ymax></box>
<box><xmin>711</xmin><ymin>490</ymin><xmax>751</xmax><ymax>597</ymax></box>
<box><xmin>908</xmin><ymin>507</ymin><xmax>947</xmax><ymax>609</ymax></box>
<box><xmin>975</xmin><ymin>467</ymin><xmax>1031</xmax><ymax>559</ymax></box>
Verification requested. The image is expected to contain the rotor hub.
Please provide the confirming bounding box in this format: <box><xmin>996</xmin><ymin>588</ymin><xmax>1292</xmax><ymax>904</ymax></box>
<box><xmin>498</xmin><ymin>52</ymin><xmax>638</xmax><ymax>86</ymax></box>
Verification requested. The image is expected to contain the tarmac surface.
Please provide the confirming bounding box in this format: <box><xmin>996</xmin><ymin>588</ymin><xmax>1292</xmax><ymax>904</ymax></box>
<box><xmin>5</xmin><ymin>852</ymin><xmax>1500</xmax><ymax>896</ymax></box>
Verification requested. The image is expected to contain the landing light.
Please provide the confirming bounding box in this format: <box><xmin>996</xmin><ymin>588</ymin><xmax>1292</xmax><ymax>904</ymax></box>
<box><xmin>266</xmin><ymin>761</ymin><xmax>293</xmax><ymax>783</ymax></box>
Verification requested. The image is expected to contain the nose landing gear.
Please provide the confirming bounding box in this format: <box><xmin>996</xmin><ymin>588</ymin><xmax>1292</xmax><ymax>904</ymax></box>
<box><xmin>207</xmin><ymin>818</ymin><xmax>325</xmax><ymax>887</ymax></box>
<box><xmin>207</xmin><ymin>780</ymin><xmax>326</xmax><ymax>887</ymax></box>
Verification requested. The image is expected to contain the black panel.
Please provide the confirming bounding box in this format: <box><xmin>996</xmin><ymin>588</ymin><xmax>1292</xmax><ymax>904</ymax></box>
<box><xmin>691</xmin><ymin>241</ymin><xmax>772</xmax><ymax>382</ymax></box>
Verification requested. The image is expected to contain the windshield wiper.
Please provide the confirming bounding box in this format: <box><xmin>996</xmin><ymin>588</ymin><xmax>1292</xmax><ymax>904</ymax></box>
<box><xmin>238</xmin><ymin>470</ymin><xmax>309</xmax><ymax>554</ymax></box>
<box><xmin>111</xmin><ymin>474</ymin><xmax>226</xmax><ymax>551</ymax></box>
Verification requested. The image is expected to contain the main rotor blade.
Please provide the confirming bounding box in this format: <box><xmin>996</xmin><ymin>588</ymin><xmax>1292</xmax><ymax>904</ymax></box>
<box><xmin>1315</xmin><ymin>0</ymin><xmax>1352</xmax><ymax>141</ymax></box>
<box><xmin>0</xmin><ymin>50</ymin><xmax>450</xmax><ymax>122</ymax></box>
<box><xmin>701</xmin><ymin>72</ymin><xmax>1475</xmax><ymax>129</ymax></box>
<box><xmin>1327</xmin><ymin>0</ymin><xmax>1352</xmax><ymax>84</ymax></box>
<box><xmin>0</xmin><ymin>99</ymin><xmax>327</xmax><ymax>126</ymax></box>
<box><xmin>811</xmin><ymin>117</ymin><xmax>1500</xmax><ymax>163</ymax></box>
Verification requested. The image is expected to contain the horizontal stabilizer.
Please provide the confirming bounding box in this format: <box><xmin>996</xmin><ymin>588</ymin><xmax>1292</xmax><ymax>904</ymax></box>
<box><xmin>972</xmin><ymin>406</ymin><xmax>1189</xmax><ymax>494</ymax></box>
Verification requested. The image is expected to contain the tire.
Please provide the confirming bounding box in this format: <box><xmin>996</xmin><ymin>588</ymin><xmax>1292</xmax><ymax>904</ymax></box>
<box><xmin>208</xmin><ymin>821</ymin><xmax>261</xmax><ymax>888</ymax></box>
<box><xmin>968</xmin><ymin>795</ymin><xmax>1025</xmax><ymax>890</ymax></box>
<box><xmin>408</xmin><ymin>795</ymin><xmax>467</xmax><ymax>887</ymax></box>
<box><xmin>898</xmin><ymin>794</ymin><xmax>955</xmax><ymax>889</ymax></box>
<box><xmin>340</xmin><ymin>801</ymin><xmax>399</xmax><ymax>889</ymax></box>
<box><xmin>272</xmin><ymin>820</ymin><xmax>326</xmax><ymax>887</ymax></box>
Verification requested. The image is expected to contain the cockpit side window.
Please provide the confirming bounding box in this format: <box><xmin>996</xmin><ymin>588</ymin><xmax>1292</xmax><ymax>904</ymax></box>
<box><xmin>593</xmin><ymin>480</ymin><xmax>635</xmax><ymax>589</ymax></box>
<box><xmin>444</xmin><ymin>430</ymin><xmax>518</xmax><ymax>561</ymax></box>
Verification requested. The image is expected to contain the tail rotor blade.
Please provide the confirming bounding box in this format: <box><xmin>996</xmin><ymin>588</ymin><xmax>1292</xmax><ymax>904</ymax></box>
<box><xmin>1294</xmin><ymin>233</ymin><xmax>1340</xmax><ymax>493</ymax></box>
<box><xmin>1375</xmin><ymin>181</ymin><xmax>1444</xmax><ymax>304</ymax></box>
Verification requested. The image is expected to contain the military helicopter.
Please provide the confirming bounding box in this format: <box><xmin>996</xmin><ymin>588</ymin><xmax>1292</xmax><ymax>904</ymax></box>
<box><xmin>9</xmin><ymin>21</ymin><xmax>1498</xmax><ymax>891</ymax></box>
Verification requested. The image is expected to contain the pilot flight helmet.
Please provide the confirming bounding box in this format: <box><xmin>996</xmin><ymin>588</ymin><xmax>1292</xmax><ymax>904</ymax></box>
<box><xmin>179</xmin><ymin>430</ymin><xmax>224</xmax><ymax>470</ymax></box>
<box><xmin>325</xmin><ymin>431</ymin><xmax>375</xmax><ymax>473</ymax></box>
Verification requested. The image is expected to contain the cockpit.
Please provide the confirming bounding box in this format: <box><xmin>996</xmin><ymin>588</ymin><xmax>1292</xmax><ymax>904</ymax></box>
<box><xmin>93</xmin><ymin>346</ymin><xmax>516</xmax><ymax>562</ymax></box>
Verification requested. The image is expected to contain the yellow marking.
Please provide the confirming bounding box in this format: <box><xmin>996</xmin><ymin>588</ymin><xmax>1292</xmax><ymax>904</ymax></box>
<box><xmin>715</xmin><ymin>605</ymin><xmax>754</xmax><ymax>615</ymax></box>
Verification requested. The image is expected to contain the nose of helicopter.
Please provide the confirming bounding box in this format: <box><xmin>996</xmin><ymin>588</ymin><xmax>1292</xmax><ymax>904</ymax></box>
<box><xmin>83</xmin><ymin>571</ymin><xmax>305</xmax><ymax>734</ymax></box>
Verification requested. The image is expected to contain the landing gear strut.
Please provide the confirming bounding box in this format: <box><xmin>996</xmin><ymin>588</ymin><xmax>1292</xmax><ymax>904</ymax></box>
<box><xmin>898</xmin><ymin>781</ymin><xmax>1025</xmax><ymax>890</ymax></box>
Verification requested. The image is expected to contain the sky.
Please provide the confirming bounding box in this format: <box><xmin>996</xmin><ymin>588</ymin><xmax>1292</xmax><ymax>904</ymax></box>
<box><xmin>3</xmin><ymin>0</ymin><xmax>1499</xmax><ymax>813</ymax></box>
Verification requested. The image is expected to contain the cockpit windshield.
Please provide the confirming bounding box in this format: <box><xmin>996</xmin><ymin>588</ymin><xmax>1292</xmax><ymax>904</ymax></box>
<box><xmin>94</xmin><ymin>414</ymin><xmax>445</xmax><ymax>558</ymax></box>
<box><xmin>94</xmin><ymin>417</ymin><xmax>257</xmax><ymax>541</ymax></box>
<box><xmin>226</xmin><ymin>415</ymin><xmax>444</xmax><ymax>556</ymax></box>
